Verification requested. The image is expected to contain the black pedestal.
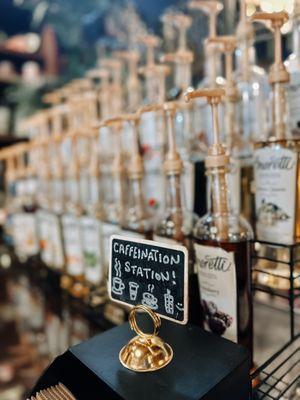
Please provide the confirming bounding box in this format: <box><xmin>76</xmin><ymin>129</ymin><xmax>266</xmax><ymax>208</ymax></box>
<box><xmin>30</xmin><ymin>321</ymin><xmax>251</xmax><ymax>400</ymax></box>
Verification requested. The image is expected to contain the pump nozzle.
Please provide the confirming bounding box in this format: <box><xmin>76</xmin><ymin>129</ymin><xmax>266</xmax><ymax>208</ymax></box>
<box><xmin>252</xmin><ymin>11</ymin><xmax>289</xmax><ymax>84</ymax></box>
<box><xmin>185</xmin><ymin>88</ymin><xmax>229</xmax><ymax>167</ymax></box>
<box><xmin>209</xmin><ymin>36</ymin><xmax>239</xmax><ymax>101</ymax></box>
<box><xmin>160</xmin><ymin>13</ymin><xmax>194</xmax><ymax>72</ymax></box>
<box><xmin>188</xmin><ymin>0</ymin><xmax>223</xmax><ymax>38</ymax></box>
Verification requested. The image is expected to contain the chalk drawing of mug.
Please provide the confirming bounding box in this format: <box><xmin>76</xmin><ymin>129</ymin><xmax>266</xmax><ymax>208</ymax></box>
<box><xmin>129</xmin><ymin>282</ymin><xmax>139</xmax><ymax>301</ymax></box>
<box><xmin>112</xmin><ymin>277</ymin><xmax>125</xmax><ymax>295</ymax></box>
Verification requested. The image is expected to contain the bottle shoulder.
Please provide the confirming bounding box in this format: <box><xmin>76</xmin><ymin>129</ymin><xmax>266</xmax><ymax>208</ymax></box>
<box><xmin>154</xmin><ymin>208</ymin><xmax>199</xmax><ymax>237</ymax></box>
<box><xmin>194</xmin><ymin>213</ymin><xmax>253</xmax><ymax>243</ymax></box>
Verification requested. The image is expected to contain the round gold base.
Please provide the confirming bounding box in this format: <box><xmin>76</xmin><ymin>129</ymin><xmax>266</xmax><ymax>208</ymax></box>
<box><xmin>119</xmin><ymin>335</ymin><xmax>173</xmax><ymax>372</ymax></box>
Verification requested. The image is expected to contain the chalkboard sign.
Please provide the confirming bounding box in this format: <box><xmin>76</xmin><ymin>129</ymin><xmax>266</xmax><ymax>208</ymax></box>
<box><xmin>108</xmin><ymin>235</ymin><xmax>188</xmax><ymax>324</ymax></box>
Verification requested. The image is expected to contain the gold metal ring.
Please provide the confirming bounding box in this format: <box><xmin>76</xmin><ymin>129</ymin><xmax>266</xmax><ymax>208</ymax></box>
<box><xmin>129</xmin><ymin>305</ymin><xmax>161</xmax><ymax>338</ymax></box>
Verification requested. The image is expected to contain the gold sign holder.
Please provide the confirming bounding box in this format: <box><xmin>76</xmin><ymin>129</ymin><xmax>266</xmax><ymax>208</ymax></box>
<box><xmin>119</xmin><ymin>305</ymin><xmax>173</xmax><ymax>372</ymax></box>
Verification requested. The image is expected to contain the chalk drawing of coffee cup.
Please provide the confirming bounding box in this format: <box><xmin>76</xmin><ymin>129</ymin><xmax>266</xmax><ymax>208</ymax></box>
<box><xmin>112</xmin><ymin>277</ymin><xmax>125</xmax><ymax>295</ymax></box>
<box><xmin>129</xmin><ymin>282</ymin><xmax>139</xmax><ymax>301</ymax></box>
<box><xmin>142</xmin><ymin>292</ymin><xmax>158</xmax><ymax>310</ymax></box>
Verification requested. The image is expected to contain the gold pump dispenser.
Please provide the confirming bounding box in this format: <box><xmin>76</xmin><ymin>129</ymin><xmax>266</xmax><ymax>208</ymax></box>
<box><xmin>114</xmin><ymin>51</ymin><xmax>141</xmax><ymax>112</ymax></box>
<box><xmin>188</xmin><ymin>0</ymin><xmax>224</xmax><ymax>87</ymax></box>
<box><xmin>209</xmin><ymin>36</ymin><xmax>239</xmax><ymax>150</ymax></box>
<box><xmin>139</xmin><ymin>34</ymin><xmax>170</xmax><ymax>104</ymax></box>
<box><xmin>252</xmin><ymin>11</ymin><xmax>289</xmax><ymax>140</ymax></box>
<box><xmin>160</xmin><ymin>13</ymin><xmax>194</xmax><ymax>93</ymax></box>
<box><xmin>252</xmin><ymin>12</ymin><xmax>300</xmax><ymax>292</ymax></box>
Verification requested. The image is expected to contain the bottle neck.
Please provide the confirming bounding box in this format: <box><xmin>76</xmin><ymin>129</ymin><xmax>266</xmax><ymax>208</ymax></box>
<box><xmin>235</xmin><ymin>40</ymin><xmax>256</xmax><ymax>80</ymax></box>
<box><xmin>175</xmin><ymin>63</ymin><xmax>192</xmax><ymax>90</ymax></box>
<box><xmin>126</xmin><ymin>177</ymin><xmax>148</xmax><ymax>224</ymax></box>
<box><xmin>165</xmin><ymin>173</ymin><xmax>184</xmax><ymax>212</ymax></box>
<box><xmin>292</xmin><ymin>16</ymin><xmax>300</xmax><ymax>57</ymax></box>
<box><xmin>204</xmin><ymin>46</ymin><xmax>223</xmax><ymax>86</ymax></box>
<box><xmin>207</xmin><ymin>166</ymin><xmax>232</xmax><ymax>240</ymax></box>
<box><xmin>272</xmin><ymin>82</ymin><xmax>289</xmax><ymax>140</ymax></box>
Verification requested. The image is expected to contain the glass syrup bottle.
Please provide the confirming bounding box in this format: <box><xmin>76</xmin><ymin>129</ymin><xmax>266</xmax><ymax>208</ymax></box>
<box><xmin>120</xmin><ymin>113</ymin><xmax>153</xmax><ymax>240</ymax></box>
<box><xmin>185</xmin><ymin>88</ymin><xmax>254</xmax><ymax>359</ymax></box>
<box><xmin>61</xmin><ymin>131</ymin><xmax>86</xmax><ymax>299</ymax></box>
<box><xmin>285</xmin><ymin>2</ymin><xmax>300</xmax><ymax>138</ymax></box>
<box><xmin>253</xmin><ymin>11</ymin><xmax>300</xmax><ymax>245</ymax></box>
<box><xmin>12</xmin><ymin>144</ymin><xmax>39</xmax><ymax>263</ymax></box>
<box><xmin>100</xmin><ymin>117</ymin><xmax>125</xmax><ymax>272</ymax></box>
<box><xmin>80</xmin><ymin>130</ymin><xmax>106</xmax><ymax>306</ymax></box>
<box><xmin>252</xmin><ymin>11</ymin><xmax>300</xmax><ymax>290</ymax></box>
<box><xmin>235</xmin><ymin>0</ymin><xmax>270</xmax><ymax>226</ymax></box>
<box><xmin>153</xmin><ymin>101</ymin><xmax>202</xmax><ymax>327</ymax></box>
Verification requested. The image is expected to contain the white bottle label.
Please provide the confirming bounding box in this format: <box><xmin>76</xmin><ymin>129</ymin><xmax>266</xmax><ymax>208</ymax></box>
<box><xmin>81</xmin><ymin>216</ymin><xmax>103</xmax><ymax>285</ymax></box>
<box><xmin>102</xmin><ymin>222</ymin><xmax>120</xmax><ymax>267</ymax></box>
<box><xmin>254</xmin><ymin>147</ymin><xmax>297</xmax><ymax>244</ymax></box>
<box><xmin>12</xmin><ymin>213</ymin><xmax>39</xmax><ymax>257</ymax></box>
<box><xmin>194</xmin><ymin>243</ymin><xmax>237</xmax><ymax>343</ymax></box>
<box><xmin>62</xmin><ymin>214</ymin><xmax>84</xmax><ymax>276</ymax></box>
<box><xmin>228</xmin><ymin>157</ymin><xmax>241</xmax><ymax>214</ymax></box>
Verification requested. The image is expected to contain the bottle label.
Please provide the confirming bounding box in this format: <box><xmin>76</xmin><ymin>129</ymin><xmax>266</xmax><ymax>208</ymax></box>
<box><xmin>228</xmin><ymin>157</ymin><xmax>241</xmax><ymax>214</ymax></box>
<box><xmin>194</xmin><ymin>243</ymin><xmax>237</xmax><ymax>343</ymax></box>
<box><xmin>101</xmin><ymin>222</ymin><xmax>120</xmax><ymax>267</ymax></box>
<box><xmin>153</xmin><ymin>234</ymin><xmax>178</xmax><ymax>246</ymax></box>
<box><xmin>62</xmin><ymin>214</ymin><xmax>84</xmax><ymax>276</ymax></box>
<box><xmin>12</xmin><ymin>212</ymin><xmax>39</xmax><ymax>257</ymax></box>
<box><xmin>254</xmin><ymin>147</ymin><xmax>297</xmax><ymax>244</ymax></box>
<box><xmin>81</xmin><ymin>216</ymin><xmax>103</xmax><ymax>285</ymax></box>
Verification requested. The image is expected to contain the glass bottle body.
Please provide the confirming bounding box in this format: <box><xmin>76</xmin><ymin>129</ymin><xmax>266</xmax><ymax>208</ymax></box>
<box><xmin>120</xmin><ymin>177</ymin><xmax>153</xmax><ymax>240</ymax></box>
<box><xmin>154</xmin><ymin>174</ymin><xmax>202</xmax><ymax>327</ymax></box>
<box><xmin>61</xmin><ymin>176</ymin><xmax>85</xmax><ymax>294</ymax></box>
<box><xmin>193</xmin><ymin>170</ymin><xmax>253</xmax><ymax>359</ymax></box>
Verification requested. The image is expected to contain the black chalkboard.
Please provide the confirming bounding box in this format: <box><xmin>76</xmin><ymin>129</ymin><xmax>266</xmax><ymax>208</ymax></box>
<box><xmin>109</xmin><ymin>235</ymin><xmax>188</xmax><ymax>324</ymax></box>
